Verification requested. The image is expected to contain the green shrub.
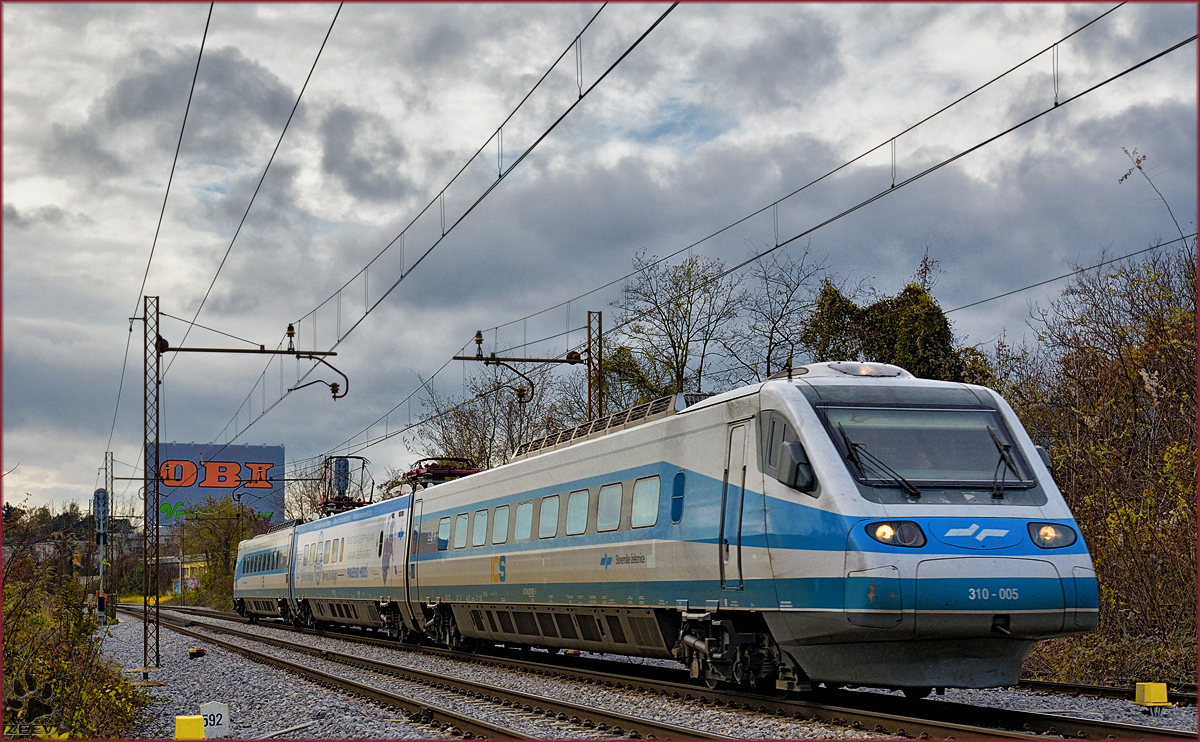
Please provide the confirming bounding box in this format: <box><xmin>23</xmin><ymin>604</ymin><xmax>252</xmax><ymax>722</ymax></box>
<box><xmin>4</xmin><ymin>534</ymin><xmax>147</xmax><ymax>737</ymax></box>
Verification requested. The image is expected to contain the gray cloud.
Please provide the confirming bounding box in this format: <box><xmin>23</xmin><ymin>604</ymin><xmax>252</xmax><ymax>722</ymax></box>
<box><xmin>320</xmin><ymin>104</ymin><xmax>413</xmax><ymax>202</ymax></box>
<box><xmin>695</xmin><ymin>9</ymin><xmax>843</xmax><ymax>112</ymax></box>
<box><xmin>40</xmin><ymin>44</ymin><xmax>298</xmax><ymax>184</ymax></box>
<box><xmin>3</xmin><ymin>203</ymin><xmax>94</xmax><ymax>229</ymax></box>
<box><xmin>3</xmin><ymin>3</ymin><xmax>1195</xmax><ymax>509</ymax></box>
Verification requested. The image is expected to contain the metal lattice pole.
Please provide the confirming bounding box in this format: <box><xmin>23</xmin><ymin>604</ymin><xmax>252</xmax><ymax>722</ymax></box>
<box><xmin>142</xmin><ymin>296</ymin><xmax>161</xmax><ymax>677</ymax></box>
<box><xmin>105</xmin><ymin>450</ymin><xmax>115</xmax><ymax>620</ymax></box>
<box><xmin>587</xmin><ymin>311</ymin><xmax>603</xmax><ymax>420</ymax></box>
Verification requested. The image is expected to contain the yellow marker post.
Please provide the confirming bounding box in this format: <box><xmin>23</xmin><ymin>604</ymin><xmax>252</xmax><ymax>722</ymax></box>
<box><xmin>1134</xmin><ymin>682</ymin><xmax>1171</xmax><ymax>707</ymax></box>
<box><xmin>175</xmin><ymin>715</ymin><xmax>206</xmax><ymax>739</ymax></box>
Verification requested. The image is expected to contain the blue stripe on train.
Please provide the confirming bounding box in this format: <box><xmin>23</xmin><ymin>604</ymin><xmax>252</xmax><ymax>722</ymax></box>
<box><xmin>285</xmin><ymin>573</ymin><xmax>1098</xmax><ymax>612</ymax></box>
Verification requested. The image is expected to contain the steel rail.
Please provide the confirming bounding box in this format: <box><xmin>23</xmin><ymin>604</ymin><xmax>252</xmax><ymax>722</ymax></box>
<box><xmin>151</xmin><ymin>607</ymin><xmax>1034</xmax><ymax>739</ymax></box>
<box><xmin>1017</xmin><ymin>679</ymin><xmax>1196</xmax><ymax>707</ymax></box>
<box><xmin>118</xmin><ymin>608</ymin><xmax>528</xmax><ymax>740</ymax></box>
<box><xmin>127</xmin><ymin>606</ymin><xmax>733</xmax><ymax>740</ymax></box>
<box><xmin>152</xmin><ymin>606</ymin><xmax>1196</xmax><ymax>739</ymax></box>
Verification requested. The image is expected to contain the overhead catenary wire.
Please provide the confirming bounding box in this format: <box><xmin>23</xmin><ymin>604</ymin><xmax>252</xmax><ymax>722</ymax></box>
<box><xmin>160</xmin><ymin>312</ymin><xmax>264</xmax><ymax>347</ymax></box>
<box><xmin>943</xmin><ymin>233</ymin><xmax>1196</xmax><ymax>314</ymax></box>
<box><xmin>315</xmin><ymin>21</ymin><xmax>1194</xmax><ymax>464</ymax></box>
<box><xmin>104</xmin><ymin>2</ymin><xmax>213</xmax><ymax>454</ymax></box>
<box><xmin>295</xmin><ymin>3</ymin><xmax>679</xmax><ymax>354</ymax></box>
<box><xmin>222</xmin><ymin>11</ymin><xmax>1193</xmax><ymax>475</ymax></box>
<box><xmin>320</xmin><ymin>30</ymin><xmax>1198</xmax><ymax>462</ymax></box>
<box><xmin>164</xmin><ymin>2</ymin><xmax>344</xmax><ymax>379</ymax></box>
<box><xmin>330</xmin><ymin>227</ymin><xmax>1194</xmax><ymax>464</ymax></box>
<box><xmin>204</xmin><ymin>4</ymin><xmax>678</xmax><ymax>453</ymax></box>
<box><xmin>292</xmin><ymin>4</ymin><xmax>611</xmax><ymax>332</ymax></box>
<box><xmin>250</xmin><ymin>3</ymin><xmax>1124</xmax><ymax>464</ymax></box>
<box><xmin>465</xmin><ymin>3</ymin><xmax>1129</xmax><ymax>347</ymax></box>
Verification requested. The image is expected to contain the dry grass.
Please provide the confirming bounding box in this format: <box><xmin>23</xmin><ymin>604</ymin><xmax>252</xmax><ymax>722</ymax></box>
<box><xmin>1023</xmin><ymin>631</ymin><xmax>1197</xmax><ymax>687</ymax></box>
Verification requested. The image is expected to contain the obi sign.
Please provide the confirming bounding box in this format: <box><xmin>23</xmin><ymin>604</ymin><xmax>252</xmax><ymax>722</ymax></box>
<box><xmin>158</xmin><ymin>443</ymin><xmax>284</xmax><ymax>525</ymax></box>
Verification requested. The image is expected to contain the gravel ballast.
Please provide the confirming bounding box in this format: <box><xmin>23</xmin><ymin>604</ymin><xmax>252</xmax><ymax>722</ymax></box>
<box><xmin>107</xmin><ymin>609</ymin><xmax>1196</xmax><ymax>738</ymax></box>
<box><xmin>113</xmin><ymin>610</ymin><xmax>887</xmax><ymax>739</ymax></box>
<box><xmin>100</xmin><ymin>614</ymin><xmax>449</xmax><ymax>739</ymax></box>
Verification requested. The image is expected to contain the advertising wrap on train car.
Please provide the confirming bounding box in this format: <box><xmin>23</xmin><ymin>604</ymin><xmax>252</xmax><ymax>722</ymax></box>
<box><xmin>157</xmin><ymin>443</ymin><xmax>285</xmax><ymax>526</ymax></box>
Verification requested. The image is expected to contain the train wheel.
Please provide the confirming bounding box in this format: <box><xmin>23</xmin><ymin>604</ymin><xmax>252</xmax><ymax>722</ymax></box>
<box><xmin>902</xmin><ymin>687</ymin><xmax>932</xmax><ymax>699</ymax></box>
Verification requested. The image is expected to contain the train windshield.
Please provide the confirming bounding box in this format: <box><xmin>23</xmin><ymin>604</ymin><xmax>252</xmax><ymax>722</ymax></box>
<box><xmin>820</xmin><ymin>406</ymin><xmax>1034</xmax><ymax>487</ymax></box>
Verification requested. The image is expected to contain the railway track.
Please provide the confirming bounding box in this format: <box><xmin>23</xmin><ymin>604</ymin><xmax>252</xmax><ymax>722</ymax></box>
<box><xmin>121</xmin><ymin>605</ymin><xmax>733</xmax><ymax>740</ymax></box>
<box><xmin>148</xmin><ymin>605</ymin><xmax>1194</xmax><ymax>740</ymax></box>
<box><xmin>1016</xmin><ymin>679</ymin><xmax>1196</xmax><ymax>707</ymax></box>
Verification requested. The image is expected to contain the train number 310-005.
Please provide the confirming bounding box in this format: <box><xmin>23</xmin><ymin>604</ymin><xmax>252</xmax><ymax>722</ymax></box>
<box><xmin>967</xmin><ymin>587</ymin><xmax>1019</xmax><ymax>600</ymax></box>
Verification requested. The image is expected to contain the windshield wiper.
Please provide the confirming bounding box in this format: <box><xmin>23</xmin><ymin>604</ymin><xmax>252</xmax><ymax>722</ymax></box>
<box><xmin>987</xmin><ymin>425</ymin><xmax>1020</xmax><ymax>499</ymax></box>
<box><xmin>837</xmin><ymin>423</ymin><xmax>921</xmax><ymax>498</ymax></box>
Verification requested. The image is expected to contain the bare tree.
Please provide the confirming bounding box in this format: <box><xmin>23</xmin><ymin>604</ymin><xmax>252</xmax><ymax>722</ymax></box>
<box><xmin>721</xmin><ymin>244</ymin><xmax>825</xmax><ymax>384</ymax></box>
<box><xmin>610</xmin><ymin>251</ymin><xmax>744</xmax><ymax>397</ymax></box>
<box><xmin>284</xmin><ymin>460</ymin><xmax>325</xmax><ymax>521</ymax></box>
<box><xmin>409</xmin><ymin>363</ymin><xmax>569</xmax><ymax>469</ymax></box>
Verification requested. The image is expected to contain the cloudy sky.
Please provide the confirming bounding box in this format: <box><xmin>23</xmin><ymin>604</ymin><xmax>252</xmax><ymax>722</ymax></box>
<box><xmin>4</xmin><ymin>3</ymin><xmax>1195</xmax><ymax>514</ymax></box>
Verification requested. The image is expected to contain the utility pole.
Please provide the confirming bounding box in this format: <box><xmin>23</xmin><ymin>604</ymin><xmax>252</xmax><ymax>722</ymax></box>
<box><xmin>587</xmin><ymin>311</ymin><xmax>603</xmax><ymax>420</ymax></box>
<box><xmin>142</xmin><ymin>295</ymin><xmax>161</xmax><ymax>679</ymax></box>
<box><xmin>138</xmin><ymin>298</ymin><xmax>340</xmax><ymax>677</ymax></box>
<box><xmin>104</xmin><ymin>451</ymin><xmax>115</xmax><ymax>622</ymax></box>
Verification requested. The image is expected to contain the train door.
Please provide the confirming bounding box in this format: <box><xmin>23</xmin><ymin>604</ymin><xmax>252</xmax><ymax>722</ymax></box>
<box><xmin>402</xmin><ymin>499</ymin><xmax>423</xmax><ymax>630</ymax></box>
<box><xmin>720</xmin><ymin>422</ymin><xmax>748</xmax><ymax>589</ymax></box>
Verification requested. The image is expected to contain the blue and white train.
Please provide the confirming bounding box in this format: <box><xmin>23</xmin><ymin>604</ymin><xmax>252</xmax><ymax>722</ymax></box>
<box><xmin>234</xmin><ymin>361</ymin><xmax>1098</xmax><ymax>695</ymax></box>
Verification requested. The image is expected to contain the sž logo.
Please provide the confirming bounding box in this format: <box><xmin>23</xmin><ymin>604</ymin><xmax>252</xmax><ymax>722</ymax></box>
<box><xmin>489</xmin><ymin>555</ymin><xmax>506</xmax><ymax>583</ymax></box>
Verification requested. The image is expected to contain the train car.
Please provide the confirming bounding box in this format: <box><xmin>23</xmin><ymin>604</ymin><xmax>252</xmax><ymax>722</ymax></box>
<box><xmin>235</xmin><ymin>361</ymin><xmax>1097</xmax><ymax>696</ymax></box>
<box><xmin>232</xmin><ymin>524</ymin><xmax>296</xmax><ymax>621</ymax></box>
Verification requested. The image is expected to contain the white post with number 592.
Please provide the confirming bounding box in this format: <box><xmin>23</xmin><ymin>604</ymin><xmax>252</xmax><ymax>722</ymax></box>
<box><xmin>199</xmin><ymin>701</ymin><xmax>230</xmax><ymax>739</ymax></box>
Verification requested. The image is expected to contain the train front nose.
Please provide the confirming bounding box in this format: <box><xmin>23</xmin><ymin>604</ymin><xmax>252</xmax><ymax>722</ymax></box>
<box><xmin>907</xmin><ymin>517</ymin><xmax>1096</xmax><ymax>637</ymax></box>
<box><xmin>845</xmin><ymin>517</ymin><xmax>1097</xmax><ymax>638</ymax></box>
<box><xmin>913</xmin><ymin>556</ymin><xmax>1066</xmax><ymax>636</ymax></box>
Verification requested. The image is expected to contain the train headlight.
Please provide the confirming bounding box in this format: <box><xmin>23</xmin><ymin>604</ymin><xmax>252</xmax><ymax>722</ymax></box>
<box><xmin>868</xmin><ymin>521</ymin><xmax>926</xmax><ymax>547</ymax></box>
<box><xmin>1028</xmin><ymin>522</ymin><xmax>1077</xmax><ymax>548</ymax></box>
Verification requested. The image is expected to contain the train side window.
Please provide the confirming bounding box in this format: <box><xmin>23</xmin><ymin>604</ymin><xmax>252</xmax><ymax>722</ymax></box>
<box><xmin>632</xmin><ymin>476</ymin><xmax>660</xmax><ymax>528</ymax></box>
<box><xmin>473</xmin><ymin>510</ymin><xmax>488</xmax><ymax>547</ymax></box>
<box><xmin>761</xmin><ymin>411</ymin><xmax>797</xmax><ymax>477</ymax></box>
<box><xmin>338</xmin><ymin>539</ymin><xmax>345</xmax><ymax>562</ymax></box>
<box><xmin>597</xmin><ymin>484</ymin><xmax>621</xmax><ymax>532</ymax></box>
<box><xmin>671</xmin><ymin>471</ymin><xmax>686</xmax><ymax>524</ymax></box>
<box><xmin>565</xmin><ymin>490</ymin><xmax>589</xmax><ymax>535</ymax></box>
<box><xmin>453</xmin><ymin>513</ymin><xmax>469</xmax><ymax>549</ymax></box>
<box><xmin>378</xmin><ymin>531</ymin><xmax>384</xmax><ymax>557</ymax></box>
<box><xmin>324</xmin><ymin>540</ymin><xmax>331</xmax><ymax>563</ymax></box>
<box><xmin>514</xmin><ymin>501</ymin><xmax>533</xmax><ymax>541</ymax></box>
<box><xmin>492</xmin><ymin>505</ymin><xmax>510</xmax><ymax>545</ymax></box>
<box><xmin>539</xmin><ymin>496</ymin><xmax>560</xmax><ymax>539</ymax></box>
<box><xmin>437</xmin><ymin>518</ymin><xmax>451</xmax><ymax>550</ymax></box>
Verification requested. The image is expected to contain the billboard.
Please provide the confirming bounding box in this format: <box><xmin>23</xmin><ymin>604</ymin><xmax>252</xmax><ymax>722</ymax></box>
<box><xmin>158</xmin><ymin>443</ymin><xmax>285</xmax><ymax>526</ymax></box>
